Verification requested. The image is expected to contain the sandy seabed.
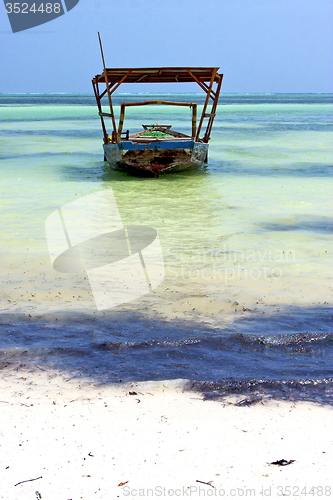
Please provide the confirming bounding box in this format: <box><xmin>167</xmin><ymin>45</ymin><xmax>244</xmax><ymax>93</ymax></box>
<box><xmin>0</xmin><ymin>366</ymin><xmax>332</xmax><ymax>500</ymax></box>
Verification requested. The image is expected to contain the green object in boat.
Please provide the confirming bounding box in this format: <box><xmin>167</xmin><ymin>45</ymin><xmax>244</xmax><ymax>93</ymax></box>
<box><xmin>141</xmin><ymin>129</ymin><xmax>173</xmax><ymax>137</ymax></box>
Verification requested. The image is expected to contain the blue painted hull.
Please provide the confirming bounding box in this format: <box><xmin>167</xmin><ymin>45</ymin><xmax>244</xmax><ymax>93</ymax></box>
<box><xmin>103</xmin><ymin>139</ymin><xmax>208</xmax><ymax>176</ymax></box>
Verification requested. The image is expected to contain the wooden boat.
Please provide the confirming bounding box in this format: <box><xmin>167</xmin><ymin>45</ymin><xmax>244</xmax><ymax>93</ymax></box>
<box><xmin>92</xmin><ymin>34</ymin><xmax>223</xmax><ymax>177</ymax></box>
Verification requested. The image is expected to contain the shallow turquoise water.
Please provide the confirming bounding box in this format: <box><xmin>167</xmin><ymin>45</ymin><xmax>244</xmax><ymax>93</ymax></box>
<box><xmin>0</xmin><ymin>93</ymin><xmax>332</xmax><ymax>398</ymax></box>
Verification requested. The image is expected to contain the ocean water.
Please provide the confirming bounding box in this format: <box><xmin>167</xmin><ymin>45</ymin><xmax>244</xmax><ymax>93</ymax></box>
<box><xmin>1</xmin><ymin>93</ymin><xmax>332</xmax><ymax>402</ymax></box>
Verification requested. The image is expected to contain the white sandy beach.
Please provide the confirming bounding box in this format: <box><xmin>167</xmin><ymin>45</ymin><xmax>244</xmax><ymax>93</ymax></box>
<box><xmin>1</xmin><ymin>366</ymin><xmax>332</xmax><ymax>500</ymax></box>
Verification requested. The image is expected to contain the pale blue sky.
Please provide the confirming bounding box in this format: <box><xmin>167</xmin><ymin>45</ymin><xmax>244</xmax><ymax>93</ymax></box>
<box><xmin>0</xmin><ymin>0</ymin><xmax>332</xmax><ymax>93</ymax></box>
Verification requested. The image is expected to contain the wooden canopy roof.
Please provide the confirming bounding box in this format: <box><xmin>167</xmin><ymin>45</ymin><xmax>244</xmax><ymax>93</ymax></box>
<box><xmin>92</xmin><ymin>34</ymin><xmax>223</xmax><ymax>145</ymax></box>
<box><xmin>92</xmin><ymin>67</ymin><xmax>222</xmax><ymax>86</ymax></box>
<box><xmin>92</xmin><ymin>65</ymin><xmax>223</xmax><ymax>145</ymax></box>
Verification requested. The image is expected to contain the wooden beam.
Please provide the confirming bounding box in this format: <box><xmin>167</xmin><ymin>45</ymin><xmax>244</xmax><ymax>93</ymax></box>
<box><xmin>186</xmin><ymin>68</ymin><xmax>208</xmax><ymax>94</ymax></box>
<box><xmin>200</xmin><ymin>81</ymin><xmax>217</xmax><ymax>100</ymax></box>
<box><xmin>117</xmin><ymin>101</ymin><xmax>197</xmax><ymax>139</ymax></box>
<box><xmin>98</xmin><ymin>32</ymin><xmax>118</xmax><ymax>143</ymax></box>
<box><xmin>192</xmin><ymin>104</ymin><xmax>197</xmax><ymax>139</ymax></box>
<box><xmin>135</xmin><ymin>74</ymin><xmax>148</xmax><ymax>83</ymax></box>
<box><xmin>109</xmin><ymin>69</ymin><xmax>133</xmax><ymax>95</ymax></box>
<box><xmin>99</xmin><ymin>112</ymin><xmax>114</xmax><ymax>118</ymax></box>
<box><xmin>203</xmin><ymin>74</ymin><xmax>223</xmax><ymax>143</ymax></box>
<box><xmin>118</xmin><ymin>103</ymin><xmax>126</xmax><ymax>137</ymax></box>
<box><xmin>196</xmin><ymin>68</ymin><xmax>217</xmax><ymax>142</ymax></box>
<box><xmin>121</xmin><ymin>100</ymin><xmax>196</xmax><ymax>107</ymax></box>
<box><xmin>92</xmin><ymin>79</ymin><xmax>109</xmax><ymax>144</ymax></box>
<box><xmin>100</xmin><ymin>84</ymin><xmax>112</xmax><ymax>100</ymax></box>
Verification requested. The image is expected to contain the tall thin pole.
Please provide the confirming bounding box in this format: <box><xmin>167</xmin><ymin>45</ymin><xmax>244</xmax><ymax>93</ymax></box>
<box><xmin>98</xmin><ymin>32</ymin><xmax>118</xmax><ymax>143</ymax></box>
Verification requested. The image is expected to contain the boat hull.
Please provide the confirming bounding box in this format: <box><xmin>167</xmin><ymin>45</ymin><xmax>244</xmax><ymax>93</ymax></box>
<box><xmin>103</xmin><ymin>139</ymin><xmax>208</xmax><ymax>176</ymax></box>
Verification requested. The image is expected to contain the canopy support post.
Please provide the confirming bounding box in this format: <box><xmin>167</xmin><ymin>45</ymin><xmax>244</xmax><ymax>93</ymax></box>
<box><xmin>98</xmin><ymin>32</ymin><xmax>118</xmax><ymax>143</ymax></box>
<box><xmin>195</xmin><ymin>68</ymin><xmax>217</xmax><ymax>142</ymax></box>
<box><xmin>203</xmin><ymin>74</ymin><xmax>223</xmax><ymax>143</ymax></box>
<box><xmin>92</xmin><ymin>79</ymin><xmax>109</xmax><ymax>145</ymax></box>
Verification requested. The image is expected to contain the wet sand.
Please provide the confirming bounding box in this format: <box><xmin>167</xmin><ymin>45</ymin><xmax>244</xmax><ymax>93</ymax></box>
<box><xmin>1</xmin><ymin>94</ymin><xmax>332</xmax><ymax>499</ymax></box>
<box><xmin>1</xmin><ymin>366</ymin><xmax>332</xmax><ymax>499</ymax></box>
